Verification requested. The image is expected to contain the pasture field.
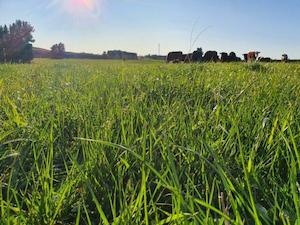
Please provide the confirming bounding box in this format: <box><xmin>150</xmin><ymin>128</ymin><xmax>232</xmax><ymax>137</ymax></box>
<box><xmin>0</xmin><ymin>59</ymin><xmax>300</xmax><ymax>224</ymax></box>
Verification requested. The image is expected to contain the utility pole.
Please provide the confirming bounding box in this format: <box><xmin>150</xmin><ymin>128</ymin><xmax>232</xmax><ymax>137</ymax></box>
<box><xmin>158</xmin><ymin>43</ymin><xmax>160</xmax><ymax>56</ymax></box>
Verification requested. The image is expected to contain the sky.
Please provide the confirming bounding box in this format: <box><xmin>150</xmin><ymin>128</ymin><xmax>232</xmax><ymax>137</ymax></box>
<box><xmin>1</xmin><ymin>0</ymin><xmax>300</xmax><ymax>58</ymax></box>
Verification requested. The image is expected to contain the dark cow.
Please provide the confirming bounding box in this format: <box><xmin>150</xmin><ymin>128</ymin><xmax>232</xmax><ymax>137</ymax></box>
<box><xmin>228</xmin><ymin>52</ymin><xmax>239</xmax><ymax>61</ymax></box>
<box><xmin>258</xmin><ymin>57</ymin><xmax>271</xmax><ymax>62</ymax></box>
<box><xmin>167</xmin><ymin>49</ymin><xmax>244</xmax><ymax>64</ymax></box>
<box><xmin>203</xmin><ymin>51</ymin><xmax>219</xmax><ymax>62</ymax></box>
<box><xmin>183</xmin><ymin>53</ymin><xmax>193</xmax><ymax>63</ymax></box>
<box><xmin>191</xmin><ymin>48</ymin><xmax>203</xmax><ymax>62</ymax></box>
<box><xmin>167</xmin><ymin>48</ymin><xmax>204</xmax><ymax>63</ymax></box>
<box><xmin>220</xmin><ymin>52</ymin><xmax>229</xmax><ymax>62</ymax></box>
<box><xmin>220</xmin><ymin>52</ymin><xmax>239</xmax><ymax>62</ymax></box>
<box><xmin>282</xmin><ymin>54</ymin><xmax>288</xmax><ymax>62</ymax></box>
<box><xmin>166</xmin><ymin>51</ymin><xmax>183</xmax><ymax>63</ymax></box>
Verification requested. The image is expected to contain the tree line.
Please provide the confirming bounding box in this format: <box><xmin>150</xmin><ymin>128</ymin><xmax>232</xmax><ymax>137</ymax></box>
<box><xmin>0</xmin><ymin>20</ymin><xmax>34</xmax><ymax>63</ymax></box>
<box><xmin>0</xmin><ymin>19</ymin><xmax>138</xmax><ymax>62</ymax></box>
<box><xmin>1</xmin><ymin>19</ymin><xmax>139</xmax><ymax>62</ymax></box>
<box><xmin>0</xmin><ymin>20</ymin><xmax>67</xmax><ymax>63</ymax></box>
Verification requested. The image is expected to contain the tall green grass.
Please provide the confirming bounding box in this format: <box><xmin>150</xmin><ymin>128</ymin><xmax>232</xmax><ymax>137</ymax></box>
<box><xmin>0</xmin><ymin>59</ymin><xmax>300</xmax><ymax>224</ymax></box>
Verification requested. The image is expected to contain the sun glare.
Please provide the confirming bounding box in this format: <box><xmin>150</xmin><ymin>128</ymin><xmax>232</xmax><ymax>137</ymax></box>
<box><xmin>71</xmin><ymin>0</ymin><xmax>95</xmax><ymax>11</ymax></box>
<box><xmin>52</xmin><ymin>0</ymin><xmax>104</xmax><ymax>18</ymax></box>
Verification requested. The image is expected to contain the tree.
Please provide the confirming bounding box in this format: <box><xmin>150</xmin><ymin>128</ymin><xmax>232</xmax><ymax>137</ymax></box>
<box><xmin>0</xmin><ymin>25</ymin><xmax>9</xmax><ymax>62</ymax></box>
<box><xmin>0</xmin><ymin>20</ymin><xmax>34</xmax><ymax>63</ymax></box>
<box><xmin>0</xmin><ymin>26</ymin><xmax>5</xmax><ymax>62</ymax></box>
<box><xmin>50</xmin><ymin>43</ymin><xmax>65</xmax><ymax>59</ymax></box>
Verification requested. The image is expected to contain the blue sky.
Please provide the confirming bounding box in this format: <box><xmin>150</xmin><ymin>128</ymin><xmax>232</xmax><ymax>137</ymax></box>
<box><xmin>1</xmin><ymin>0</ymin><xmax>300</xmax><ymax>58</ymax></box>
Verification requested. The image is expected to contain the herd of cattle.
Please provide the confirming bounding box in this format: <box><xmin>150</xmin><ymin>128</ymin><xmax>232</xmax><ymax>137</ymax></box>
<box><xmin>166</xmin><ymin>49</ymin><xmax>295</xmax><ymax>63</ymax></box>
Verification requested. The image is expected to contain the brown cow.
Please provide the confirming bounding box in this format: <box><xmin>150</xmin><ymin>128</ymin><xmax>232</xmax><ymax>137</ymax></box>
<box><xmin>244</xmin><ymin>51</ymin><xmax>260</xmax><ymax>62</ymax></box>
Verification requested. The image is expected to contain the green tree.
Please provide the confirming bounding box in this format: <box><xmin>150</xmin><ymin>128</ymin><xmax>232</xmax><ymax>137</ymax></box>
<box><xmin>0</xmin><ymin>20</ymin><xmax>34</xmax><ymax>63</ymax></box>
<box><xmin>0</xmin><ymin>26</ymin><xmax>4</xmax><ymax>62</ymax></box>
<box><xmin>50</xmin><ymin>42</ymin><xmax>65</xmax><ymax>59</ymax></box>
<box><xmin>0</xmin><ymin>25</ymin><xmax>9</xmax><ymax>62</ymax></box>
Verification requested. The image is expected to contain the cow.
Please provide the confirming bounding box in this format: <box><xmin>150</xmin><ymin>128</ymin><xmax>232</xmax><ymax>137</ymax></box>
<box><xmin>258</xmin><ymin>57</ymin><xmax>271</xmax><ymax>62</ymax></box>
<box><xmin>220</xmin><ymin>52</ymin><xmax>229</xmax><ymax>62</ymax></box>
<box><xmin>183</xmin><ymin>53</ymin><xmax>193</xmax><ymax>63</ymax></box>
<box><xmin>228</xmin><ymin>52</ymin><xmax>239</xmax><ymax>62</ymax></box>
<box><xmin>282</xmin><ymin>54</ymin><xmax>288</xmax><ymax>62</ymax></box>
<box><xmin>220</xmin><ymin>52</ymin><xmax>239</xmax><ymax>62</ymax></box>
<box><xmin>247</xmin><ymin>52</ymin><xmax>256</xmax><ymax>62</ymax></box>
<box><xmin>203</xmin><ymin>51</ymin><xmax>219</xmax><ymax>62</ymax></box>
<box><xmin>166</xmin><ymin>51</ymin><xmax>183</xmax><ymax>63</ymax></box>
<box><xmin>191</xmin><ymin>48</ymin><xmax>203</xmax><ymax>62</ymax></box>
<box><xmin>245</xmin><ymin>51</ymin><xmax>260</xmax><ymax>62</ymax></box>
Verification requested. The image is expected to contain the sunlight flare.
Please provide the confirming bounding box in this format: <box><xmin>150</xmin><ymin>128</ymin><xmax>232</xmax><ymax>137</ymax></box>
<box><xmin>50</xmin><ymin>0</ymin><xmax>104</xmax><ymax>18</ymax></box>
<box><xmin>70</xmin><ymin>0</ymin><xmax>96</xmax><ymax>11</ymax></box>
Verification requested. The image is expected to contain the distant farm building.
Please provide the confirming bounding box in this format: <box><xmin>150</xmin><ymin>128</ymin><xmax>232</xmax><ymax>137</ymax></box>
<box><xmin>106</xmin><ymin>50</ymin><xmax>138</xmax><ymax>60</ymax></box>
<box><xmin>144</xmin><ymin>55</ymin><xmax>166</xmax><ymax>60</ymax></box>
